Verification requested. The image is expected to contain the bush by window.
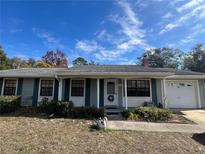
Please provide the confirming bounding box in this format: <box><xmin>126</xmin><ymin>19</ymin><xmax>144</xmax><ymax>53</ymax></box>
<box><xmin>40</xmin><ymin>80</ymin><xmax>53</xmax><ymax>96</ymax></box>
<box><xmin>127</xmin><ymin>80</ymin><xmax>150</xmax><ymax>97</ymax></box>
<box><xmin>3</xmin><ymin>79</ymin><xmax>17</xmax><ymax>96</ymax></box>
<box><xmin>0</xmin><ymin>96</ymin><xmax>21</xmax><ymax>113</ymax></box>
<box><xmin>71</xmin><ymin>80</ymin><xmax>84</xmax><ymax>96</ymax></box>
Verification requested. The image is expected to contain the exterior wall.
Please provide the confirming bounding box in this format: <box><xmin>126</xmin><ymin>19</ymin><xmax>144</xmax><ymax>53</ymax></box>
<box><xmin>198</xmin><ymin>79</ymin><xmax>205</xmax><ymax>108</ymax></box>
<box><xmin>122</xmin><ymin>79</ymin><xmax>152</xmax><ymax>108</ymax></box>
<box><xmin>90</xmin><ymin>79</ymin><xmax>97</xmax><ymax>107</ymax></box>
<box><xmin>21</xmin><ymin>78</ymin><xmax>34</xmax><ymax>106</ymax></box>
<box><xmin>124</xmin><ymin>97</ymin><xmax>152</xmax><ymax>107</ymax></box>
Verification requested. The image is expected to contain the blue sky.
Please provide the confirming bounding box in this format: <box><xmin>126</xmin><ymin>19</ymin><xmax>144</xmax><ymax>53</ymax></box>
<box><xmin>0</xmin><ymin>0</ymin><xmax>205</xmax><ymax>65</ymax></box>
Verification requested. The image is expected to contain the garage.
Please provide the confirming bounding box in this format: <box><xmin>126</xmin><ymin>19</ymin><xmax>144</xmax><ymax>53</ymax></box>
<box><xmin>166</xmin><ymin>80</ymin><xmax>199</xmax><ymax>108</ymax></box>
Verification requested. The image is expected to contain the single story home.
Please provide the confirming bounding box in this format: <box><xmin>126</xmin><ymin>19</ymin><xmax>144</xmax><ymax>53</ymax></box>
<box><xmin>0</xmin><ymin>65</ymin><xmax>205</xmax><ymax>113</ymax></box>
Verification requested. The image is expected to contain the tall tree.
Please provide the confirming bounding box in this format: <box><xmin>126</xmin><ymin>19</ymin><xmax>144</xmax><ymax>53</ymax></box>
<box><xmin>184</xmin><ymin>44</ymin><xmax>205</xmax><ymax>73</ymax></box>
<box><xmin>42</xmin><ymin>50</ymin><xmax>68</xmax><ymax>67</ymax></box>
<box><xmin>27</xmin><ymin>58</ymin><xmax>37</xmax><ymax>67</ymax></box>
<box><xmin>0</xmin><ymin>46</ymin><xmax>11</xmax><ymax>70</ymax></box>
<box><xmin>72</xmin><ymin>57</ymin><xmax>97</xmax><ymax>66</ymax></box>
<box><xmin>72</xmin><ymin>57</ymin><xmax>88</xmax><ymax>66</ymax></box>
<box><xmin>138</xmin><ymin>48</ymin><xmax>182</xmax><ymax>69</ymax></box>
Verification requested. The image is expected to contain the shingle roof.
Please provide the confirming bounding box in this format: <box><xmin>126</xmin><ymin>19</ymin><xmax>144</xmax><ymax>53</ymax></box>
<box><xmin>0</xmin><ymin>65</ymin><xmax>204</xmax><ymax>78</ymax></box>
<box><xmin>0</xmin><ymin>68</ymin><xmax>68</xmax><ymax>77</ymax></box>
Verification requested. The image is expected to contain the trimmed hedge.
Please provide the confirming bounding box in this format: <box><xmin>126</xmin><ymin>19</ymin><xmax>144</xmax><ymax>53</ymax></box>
<box><xmin>122</xmin><ymin>107</ymin><xmax>172</xmax><ymax>122</ymax></box>
<box><xmin>38</xmin><ymin>100</ymin><xmax>104</xmax><ymax>118</ymax></box>
<box><xmin>0</xmin><ymin>96</ymin><xmax>21</xmax><ymax>113</ymax></box>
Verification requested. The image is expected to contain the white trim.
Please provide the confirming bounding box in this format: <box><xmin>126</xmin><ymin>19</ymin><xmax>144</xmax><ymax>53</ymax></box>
<box><xmin>38</xmin><ymin>78</ymin><xmax>55</xmax><ymax>103</ymax></box>
<box><xmin>97</xmin><ymin>78</ymin><xmax>100</xmax><ymax>108</ymax></box>
<box><xmin>165</xmin><ymin>75</ymin><xmax>205</xmax><ymax>79</ymax></box>
<box><xmin>1</xmin><ymin>78</ymin><xmax>18</xmax><ymax>96</ymax></box>
<box><xmin>58</xmin><ymin>78</ymin><xmax>63</xmax><ymax>101</ymax></box>
<box><xmin>124</xmin><ymin>79</ymin><xmax>128</xmax><ymax>110</ymax></box>
<box><xmin>196</xmin><ymin>80</ymin><xmax>202</xmax><ymax>108</ymax></box>
<box><xmin>162</xmin><ymin>79</ymin><xmax>167</xmax><ymax>108</ymax></box>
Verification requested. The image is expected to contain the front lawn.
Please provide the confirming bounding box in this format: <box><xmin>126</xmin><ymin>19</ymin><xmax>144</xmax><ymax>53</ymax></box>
<box><xmin>0</xmin><ymin>112</ymin><xmax>204</xmax><ymax>154</ymax></box>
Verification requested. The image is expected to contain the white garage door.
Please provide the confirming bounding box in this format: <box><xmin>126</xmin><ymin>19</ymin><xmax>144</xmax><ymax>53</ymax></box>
<box><xmin>166</xmin><ymin>80</ymin><xmax>198</xmax><ymax>108</ymax></box>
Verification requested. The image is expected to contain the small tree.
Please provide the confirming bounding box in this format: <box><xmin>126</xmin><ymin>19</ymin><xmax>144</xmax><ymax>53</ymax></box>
<box><xmin>42</xmin><ymin>50</ymin><xmax>68</xmax><ymax>68</ymax></box>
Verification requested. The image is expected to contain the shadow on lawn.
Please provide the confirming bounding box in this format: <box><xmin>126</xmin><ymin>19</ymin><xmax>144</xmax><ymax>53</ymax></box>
<box><xmin>192</xmin><ymin>133</ymin><xmax>205</xmax><ymax>146</ymax></box>
<box><xmin>0</xmin><ymin>107</ymin><xmax>48</xmax><ymax>119</ymax></box>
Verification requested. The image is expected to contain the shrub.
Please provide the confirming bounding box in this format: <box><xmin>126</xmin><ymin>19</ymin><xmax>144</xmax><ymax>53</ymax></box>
<box><xmin>0</xmin><ymin>96</ymin><xmax>21</xmax><ymax>113</ymax></box>
<box><xmin>38</xmin><ymin>100</ymin><xmax>104</xmax><ymax>119</ymax></box>
<box><xmin>135</xmin><ymin>106</ymin><xmax>172</xmax><ymax>121</ymax></box>
<box><xmin>122</xmin><ymin>110</ymin><xmax>139</xmax><ymax>121</ymax></box>
<box><xmin>38</xmin><ymin>100</ymin><xmax>73</xmax><ymax>117</ymax></box>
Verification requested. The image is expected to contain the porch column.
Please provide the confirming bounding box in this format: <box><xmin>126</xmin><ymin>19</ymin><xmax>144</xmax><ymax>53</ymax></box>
<box><xmin>124</xmin><ymin>79</ymin><xmax>128</xmax><ymax>110</ymax></box>
<box><xmin>162</xmin><ymin>79</ymin><xmax>167</xmax><ymax>108</ymax></box>
<box><xmin>97</xmin><ymin>78</ymin><xmax>100</xmax><ymax>108</ymax></box>
<box><xmin>58</xmin><ymin>78</ymin><xmax>63</xmax><ymax>101</ymax></box>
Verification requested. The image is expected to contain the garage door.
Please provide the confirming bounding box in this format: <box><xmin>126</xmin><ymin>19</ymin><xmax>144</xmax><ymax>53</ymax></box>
<box><xmin>166</xmin><ymin>81</ymin><xmax>198</xmax><ymax>108</ymax></box>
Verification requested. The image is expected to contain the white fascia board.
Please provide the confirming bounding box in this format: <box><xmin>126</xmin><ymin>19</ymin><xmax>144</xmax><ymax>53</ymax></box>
<box><xmin>165</xmin><ymin>75</ymin><xmax>205</xmax><ymax>79</ymax></box>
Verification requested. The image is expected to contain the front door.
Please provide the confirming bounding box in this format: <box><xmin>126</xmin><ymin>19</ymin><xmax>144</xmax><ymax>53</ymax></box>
<box><xmin>104</xmin><ymin>79</ymin><xmax>118</xmax><ymax>106</ymax></box>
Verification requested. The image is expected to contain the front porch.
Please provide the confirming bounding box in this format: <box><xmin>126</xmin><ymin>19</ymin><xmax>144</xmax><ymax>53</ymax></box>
<box><xmin>57</xmin><ymin>78</ymin><xmax>160</xmax><ymax>114</ymax></box>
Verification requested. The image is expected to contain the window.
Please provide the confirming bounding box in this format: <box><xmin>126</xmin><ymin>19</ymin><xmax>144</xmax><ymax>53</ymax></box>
<box><xmin>3</xmin><ymin>79</ymin><xmax>17</xmax><ymax>96</ymax></box>
<box><xmin>127</xmin><ymin>80</ymin><xmax>150</xmax><ymax>97</ymax></box>
<box><xmin>71</xmin><ymin>80</ymin><xmax>84</xmax><ymax>96</ymax></box>
<box><xmin>40</xmin><ymin>80</ymin><xmax>54</xmax><ymax>96</ymax></box>
<box><xmin>107</xmin><ymin>82</ymin><xmax>115</xmax><ymax>94</ymax></box>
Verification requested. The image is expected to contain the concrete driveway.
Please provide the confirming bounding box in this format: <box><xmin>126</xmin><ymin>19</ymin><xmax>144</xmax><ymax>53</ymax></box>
<box><xmin>181</xmin><ymin>110</ymin><xmax>205</xmax><ymax>129</ymax></box>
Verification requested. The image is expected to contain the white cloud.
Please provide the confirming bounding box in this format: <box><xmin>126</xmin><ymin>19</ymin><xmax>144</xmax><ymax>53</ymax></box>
<box><xmin>110</xmin><ymin>0</ymin><xmax>150</xmax><ymax>50</ymax></box>
<box><xmin>75</xmin><ymin>40</ymin><xmax>103</xmax><ymax>53</ymax></box>
<box><xmin>9</xmin><ymin>29</ymin><xmax>23</xmax><ymax>33</ymax></box>
<box><xmin>75</xmin><ymin>0</ymin><xmax>151</xmax><ymax>61</ymax></box>
<box><xmin>181</xmin><ymin>24</ymin><xmax>205</xmax><ymax>44</ymax></box>
<box><xmin>32</xmin><ymin>27</ymin><xmax>64</xmax><ymax>49</ymax></box>
<box><xmin>159</xmin><ymin>23</ymin><xmax>179</xmax><ymax>34</ymax></box>
<box><xmin>177</xmin><ymin>0</ymin><xmax>203</xmax><ymax>12</ymax></box>
<box><xmin>162</xmin><ymin>12</ymin><xmax>173</xmax><ymax>19</ymax></box>
<box><xmin>159</xmin><ymin>2</ymin><xmax>205</xmax><ymax>34</ymax></box>
<box><xmin>95</xmin><ymin>50</ymin><xmax>119</xmax><ymax>61</ymax></box>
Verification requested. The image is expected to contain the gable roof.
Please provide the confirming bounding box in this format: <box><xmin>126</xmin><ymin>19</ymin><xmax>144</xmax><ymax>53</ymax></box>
<box><xmin>0</xmin><ymin>65</ymin><xmax>205</xmax><ymax>78</ymax></box>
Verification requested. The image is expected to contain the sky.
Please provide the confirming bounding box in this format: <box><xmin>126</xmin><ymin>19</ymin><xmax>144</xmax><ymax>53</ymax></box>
<box><xmin>0</xmin><ymin>0</ymin><xmax>205</xmax><ymax>65</ymax></box>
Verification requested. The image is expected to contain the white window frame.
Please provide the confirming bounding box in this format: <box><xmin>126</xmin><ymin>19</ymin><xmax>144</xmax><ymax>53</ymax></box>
<box><xmin>69</xmin><ymin>79</ymin><xmax>85</xmax><ymax>97</ymax></box>
<box><xmin>126</xmin><ymin>79</ymin><xmax>152</xmax><ymax>98</ymax></box>
<box><xmin>1</xmin><ymin>78</ymin><xmax>18</xmax><ymax>96</ymax></box>
<box><xmin>38</xmin><ymin>78</ymin><xmax>55</xmax><ymax>102</ymax></box>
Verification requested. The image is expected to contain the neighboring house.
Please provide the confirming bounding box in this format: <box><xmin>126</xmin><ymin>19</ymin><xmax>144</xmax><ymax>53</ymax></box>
<box><xmin>0</xmin><ymin>65</ymin><xmax>205</xmax><ymax>112</ymax></box>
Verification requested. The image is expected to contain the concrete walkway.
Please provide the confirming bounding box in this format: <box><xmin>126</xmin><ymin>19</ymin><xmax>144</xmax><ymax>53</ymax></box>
<box><xmin>181</xmin><ymin>110</ymin><xmax>205</xmax><ymax>129</ymax></box>
<box><xmin>107</xmin><ymin>121</ymin><xmax>205</xmax><ymax>133</ymax></box>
